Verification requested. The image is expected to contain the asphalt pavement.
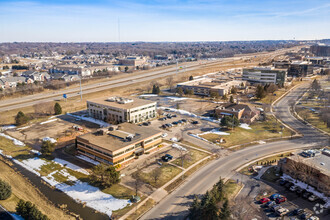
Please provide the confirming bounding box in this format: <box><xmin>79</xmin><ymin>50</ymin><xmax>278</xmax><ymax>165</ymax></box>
<box><xmin>141</xmin><ymin>83</ymin><xmax>328</xmax><ymax>220</ymax></box>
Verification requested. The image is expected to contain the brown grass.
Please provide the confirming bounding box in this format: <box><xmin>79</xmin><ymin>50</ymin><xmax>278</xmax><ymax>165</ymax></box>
<box><xmin>0</xmin><ymin>159</ymin><xmax>75</xmax><ymax>220</ymax></box>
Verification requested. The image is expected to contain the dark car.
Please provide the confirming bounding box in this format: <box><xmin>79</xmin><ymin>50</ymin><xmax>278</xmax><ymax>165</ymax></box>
<box><xmin>302</xmin><ymin>191</ymin><xmax>312</xmax><ymax>199</ymax></box>
<box><xmin>172</xmin><ymin>114</ymin><xmax>177</xmax><ymax>117</ymax></box>
<box><xmin>285</xmin><ymin>182</ymin><xmax>294</xmax><ymax>189</ymax></box>
<box><xmin>172</xmin><ymin>121</ymin><xmax>178</xmax><ymax>125</ymax></box>
<box><xmin>181</xmin><ymin>119</ymin><xmax>187</xmax><ymax>123</ymax></box>
<box><xmin>270</xmin><ymin>194</ymin><xmax>281</xmax><ymax>200</ymax></box>
<box><xmin>296</xmin><ymin>187</ymin><xmax>304</xmax><ymax>196</ymax></box>
<box><xmin>192</xmin><ymin>120</ymin><xmax>199</xmax><ymax>124</ymax></box>
<box><xmin>143</xmin><ymin>122</ymin><xmax>150</xmax><ymax>126</ymax></box>
<box><xmin>159</xmin><ymin>117</ymin><xmax>167</xmax><ymax>121</ymax></box>
<box><xmin>161</xmin><ymin>155</ymin><xmax>169</xmax><ymax>162</ymax></box>
<box><xmin>279</xmin><ymin>179</ymin><xmax>288</xmax><ymax>186</ymax></box>
<box><xmin>264</xmin><ymin>201</ymin><xmax>276</xmax><ymax>208</ymax></box>
<box><xmin>300</xmin><ymin>212</ymin><xmax>312</xmax><ymax>219</ymax></box>
<box><xmin>165</xmin><ymin>154</ymin><xmax>173</xmax><ymax>160</ymax></box>
<box><xmin>293</xmin><ymin>208</ymin><xmax>304</xmax><ymax>215</ymax></box>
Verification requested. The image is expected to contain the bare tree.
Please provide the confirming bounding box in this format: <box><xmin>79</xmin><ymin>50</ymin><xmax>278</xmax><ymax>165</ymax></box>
<box><xmin>166</xmin><ymin>76</ymin><xmax>174</xmax><ymax>91</ymax></box>
<box><xmin>151</xmin><ymin>168</ymin><xmax>162</xmax><ymax>184</ymax></box>
<box><xmin>133</xmin><ymin>176</ymin><xmax>143</xmax><ymax>196</ymax></box>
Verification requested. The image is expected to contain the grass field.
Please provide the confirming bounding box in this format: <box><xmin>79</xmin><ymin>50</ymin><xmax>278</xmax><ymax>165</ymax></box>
<box><xmin>137</xmin><ymin>164</ymin><xmax>182</xmax><ymax>188</ymax></box>
<box><xmin>0</xmin><ymin>136</ymin><xmax>30</xmax><ymax>157</ymax></box>
<box><xmin>172</xmin><ymin>147</ymin><xmax>209</xmax><ymax>169</ymax></box>
<box><xmin>200</xmin><ymin>115</ymin><xmax>291</xmax><ymax>148</ymax></box>
<box><xmin>126</xmin><ymin>198</ymin><xmax>155</xmax><ymax>220</ymax></box>
<box><xmin>0</xmin><ymin>159</ymin><xmax>75</xmax><ymax>220</ymax></box>
<box><xmin>102</xmin><ymin>184</ymin><xmax>136</xmax><ymax>200</ymax></box>
<box><xmin>224</xmin><ymin>179</ymin><xmax>243</xmax><ymax>200</ymax></box>
<box><xmin>296</xmin><ymin>105</ymin><xmax>330</xmax><ymax>134</ymax></box>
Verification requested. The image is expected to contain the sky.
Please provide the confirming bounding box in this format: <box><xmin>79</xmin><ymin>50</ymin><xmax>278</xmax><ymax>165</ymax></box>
<box><xmin>0</xmin><ymin>0</ymin><xmax>329</xmax><ymax>42</ymax></box>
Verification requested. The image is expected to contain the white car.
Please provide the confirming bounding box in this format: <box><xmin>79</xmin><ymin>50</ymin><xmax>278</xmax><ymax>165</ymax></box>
<box><xmin>289</xmin><ymin>185</ymin><xmax>298</xmax><ymax>192</ymax></box>
<box><xmin>161</xmin><ymin>133</ymin><xmax>168</xmax><ymax>138</ymax></box>
<box><xmin>308</xmin><ymin>216</ymin><xmax>319</xmax><ymax>220</ymax></box>
<box><xmin>276</xmin><ymin>208</ymin><xmax>289</xmax><ymax>216</ymax></box>
<box><xmin>308</xmin><ymin>195</ymin><xmax>318</xmax><ymax>202</ymax></box>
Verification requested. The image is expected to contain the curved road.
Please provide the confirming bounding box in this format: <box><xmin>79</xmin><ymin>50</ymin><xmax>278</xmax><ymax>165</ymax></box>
<box><xmin>141</xmin><ymin>82</ymin><xmax>328</xmax><ymax>220</ymax></box>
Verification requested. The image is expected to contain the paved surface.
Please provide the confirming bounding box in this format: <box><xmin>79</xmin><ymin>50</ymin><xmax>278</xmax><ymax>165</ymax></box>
<box><xmin>141</xmin><ymin>82</ymin><xmax>328</xmax><ymax>220</ymax></box>
<box><xmin>0</xmin><ymin>205</ymin><xmax>13</xmax><ymax>220</ymax></box>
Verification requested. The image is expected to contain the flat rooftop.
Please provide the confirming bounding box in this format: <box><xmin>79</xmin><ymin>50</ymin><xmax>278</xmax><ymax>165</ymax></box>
<box><xmin>88</xmin><ymin>96</ymin><xmax>156</xmax><ymax>109</ymax></box>
<box><xmin>303</xmin><ymin>154</ymin><xmax>330</xmax><ymax>176</ymax></box>
<box><xmin>77</xmin><ymin>123</ymin><xmax>162</xmax><ymax>152</ymax></box>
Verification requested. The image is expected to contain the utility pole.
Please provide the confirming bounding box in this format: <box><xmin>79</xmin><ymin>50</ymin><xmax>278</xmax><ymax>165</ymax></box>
<box><xmin>79</xmin><ymin>73</ymin><xmax>83</xmax><ymax>101</ymax></box>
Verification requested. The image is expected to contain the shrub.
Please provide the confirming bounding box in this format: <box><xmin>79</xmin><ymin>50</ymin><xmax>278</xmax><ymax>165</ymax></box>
<box><xmin>54</xmin><ymin>102</ymin><xmax>62</xmax><ymax>115</ymax></box>
<box><xmin>0</xmin><ymin>179</ymin><xmax>12</xmax><ymax>200</ymax></box>
<box><xmin>16</xmin><ymin>199</ymin><xmax>49</xmax><ymax>220</ymax></box>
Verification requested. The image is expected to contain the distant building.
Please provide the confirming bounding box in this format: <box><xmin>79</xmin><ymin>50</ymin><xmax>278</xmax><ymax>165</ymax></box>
<box><xmin>288</xmin><ymin>61</ymin><xmax>313</xmax><ymax>77</ymax></box>
<box><xmin>87</xmin><ymin>96</ymin><xmax>157</xmax><ymax>124</ymax></box>
<box><xmin>310</xmin><ymin>44</ymin><xmax>330</xmax><ymax>57</ymax></box>
<box><xmin>0</xmin><ymin>76</ymin><xmax>33</xmax><ymax>89</ymax></box>
<box><xmin>177</xmin><ymin>78</ymin><xmax>245</xmax><ymax>97</ymax></box>
<box><xmin>242</xmin><ymin>67</ymin><xmax>287</xmax><ymax>85</ymax></box>
<box><xmin>215</xmin><ymin>102</ymin><xmax>260</xmax><ymax>123</ymax></box>
<box><xmin>118</xmin><ymin>56</ymin><xmax>146</xmax><ymax>67</ymax></box>
<box><xmin>50</xmin><ymin>65</ymin><xmax>92</xmax><ymax>77</ymax></box>
<box><xmin>76</xmin><ymin>123</ymin><xmax>162</xmax><ymax>166</ymax></box>
<box><xmin>279</xmin><ymin>149</ymin><xmax>330</xmax><ymax>197</ymax></box>
<box><xmin>22</xmin><ymin>70</ymin><xmax>50</xmax><ymax>82</ymax></box>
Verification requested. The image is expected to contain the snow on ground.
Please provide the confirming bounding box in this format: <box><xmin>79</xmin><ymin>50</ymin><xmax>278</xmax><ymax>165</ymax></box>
<box><xmin>42</xmin><ymin>137</ymin><xmax>57</xmax><ymax>143</ymax></box>
<box><xmin>17</xmin><ymin>125</ymin><xmax>31</xmax><ymax>130</ymax></box>
<box><xmin>76</xmin><ymin>155</ymin><xmax>100</xmax><ymax>166</ymax></box>
<box><xmin>67</xmin><ymin>113</ymin><xmax>110</xmax><ymax>127</ymax></box>
<box><xmin>172</xmin><ymin>143</ymin><xmax>187</xmax><ymax>151</ymax></box>
<box><xmin>139</xmin><ymin>94</ymin><xmax>158</xmax><ymax>97</ymax></box>
<box><xmin>40</xmin><ymin>118</ymin><xmax>58</xmax><ymax>125</ymax></box>
<box><xmin>239</xmin><ymin>123</ymin><xmax>252</xmax><ymax>130</ymax></box>
<box><xmin>199</xmin><ymin>128</ymin><xmax>230</xmax><ymax>136</ymax></box>
<box><xmin>165</xmin><ymin>96</ymin><xmax>189</xmax><ymax>101</ymax></box>
<box><xmin>159</xmin><ymin>107</ymin><xmax>220</xmax><ymax>123</ymax></box>
<box><xmin>189</xmin><ymin>133</ymin><xmax>211</xmax><ymax>143</ymax></box>
<box><xmin>10</xmin><ymin>155</ymin><xmax>129</xmax><ymax>217</ymax></box>
<box><xmin>57</xmin><ymin>181</ymin><xmax>130</xmax><ymax>217</ymax></box>
<box><xmin>0</xmin><ymin>125</ymin><xmax>16</xmax><ymax>131</ymax></box>
<box><xmin>0</xmin><ymin>133</ymin><xmax>25</xmax><ymax>146</ymax></box>
<box><xmin>282</xmin><ymin>174</ymin><xmax>330</xmax><ymax>208</ymax></box>
<box><xmin>54</xmin><ymin>158</ymin><xmax>89</xmax><ymax>175</ymax></box>
<box><xmin>258</xmin><ymin>140</ymin><xmax>266</xmax><ymax>144</ymax></box>
<box><xmin>30</xmin><ymin>149</ymin><xmax>41</xmax><ymax>156</ymax></box>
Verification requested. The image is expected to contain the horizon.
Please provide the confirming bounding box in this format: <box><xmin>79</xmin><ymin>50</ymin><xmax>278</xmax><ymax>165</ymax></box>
<box><xmin>0</xmin><ymin>0</ymin><xmax>329</xmax><ymax>42</ymax></box>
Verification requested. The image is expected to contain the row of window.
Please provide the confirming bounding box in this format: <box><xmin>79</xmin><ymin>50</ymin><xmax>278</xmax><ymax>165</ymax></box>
<box><xmin>145</xmin><ymin>135</ymin><xmax>162</xmax><ymax>144</ymax></box>
<box><xmin>78</xmin><ymin>141</ymin><xmax>113</xmax><ymax>158</ymax></box>
<box><xmin>130</xmin><ymin>105</ymin><xmax>156</xmax><ymax>113</ymax></box>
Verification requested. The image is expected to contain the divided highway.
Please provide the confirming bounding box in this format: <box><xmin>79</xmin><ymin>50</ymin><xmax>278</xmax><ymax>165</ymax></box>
<box><xmin>141</xmin><ymin>82</ymin><xmax>328</xmax><ymax>220</ymax></box>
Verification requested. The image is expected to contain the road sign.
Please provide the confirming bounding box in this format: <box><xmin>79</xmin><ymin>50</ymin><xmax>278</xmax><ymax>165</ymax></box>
<box><xmin>63</xmin><ymin>94</ymin><xmax>67</xmax><ymax>99</ymax></box>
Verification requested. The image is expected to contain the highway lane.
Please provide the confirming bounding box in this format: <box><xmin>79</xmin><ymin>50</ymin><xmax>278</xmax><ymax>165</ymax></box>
<box><xmin>141</xmin><ymin>83</ymin><xmax>328</xmax><ymax>220</ymax></box>
<box><xmin>0</xmin><ymin>46</ymin><xmax>299</xmax><ymax>113</ymax></box>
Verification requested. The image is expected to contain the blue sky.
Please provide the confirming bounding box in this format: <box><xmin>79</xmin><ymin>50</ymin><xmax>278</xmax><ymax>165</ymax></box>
<box><xmin>0</xmin><ymin>0</ymin><xmax>329</xmax><ymax>42</ymax></box>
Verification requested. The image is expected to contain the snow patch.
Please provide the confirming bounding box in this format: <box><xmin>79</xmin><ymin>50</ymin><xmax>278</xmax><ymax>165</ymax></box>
<box><xmin>172</xmin><ymin>143</ymin><xmax>187</xmax><ymax>151</ymax></box>
<box><xmin>139</xmin><ymin>94</ymin><xmax>158</xmax><ymax>97</ymax></box>
<box><xmin>165</xmin><ymin>96</ymin><xmax>189</xmax><ymax>101</ymax></box>
<box><xmin>0</xmin><ymin>125</ymin><xmax>16</xmax><ymax>131</ymax></box>
<box><xmin>76</xmin><ymin>155</ymin><xmax>100</xmax><ymax>166</ymax></box>
<box><xmin>67</xmin><ymin>113</ymin><xmax>110</xmax><ymax>127</ymax></box>
<box><xmin>42</xmin><ymin>137</ymin><xmax>57</xmax><ymax>143</ymax></box>
<box><xmin>239</xmin><ymin>123</ymin><xmax>252</xmax><ymax>130</ymax></box>
<box><xmin>40</xmin><ymin>118</ymin><xmax>58</xmax><ymax>125</ymax></box>
<box><xmin>159</xmin><ymin>107</ymin><xmax>220</xmax><ymax>123</ymax></box>
<box><xmin>17</xmin><ymin>125</ymin><xmax>31</xmax><ymax>130</ymax></box>
<box><xmin>0</xmin><ymin>133</ymin><xmax>25</xmax><ymax>146</ymax></box>
<box><xmin>54</xmin><ymin>158</ymin><xmax>89</xmax><ymax>175</ymax></box>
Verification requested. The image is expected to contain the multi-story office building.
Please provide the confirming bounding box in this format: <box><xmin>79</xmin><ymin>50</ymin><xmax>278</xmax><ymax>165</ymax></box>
<box><xmin>242</xmin><ymin>67</ymin><xmax>287</xmax><ymax>85</ymax></box>
<box><xmin>76</xmin><ymin>123</ymin><xmax>162</xmax><ymax>166</ymax></box>
<box><xmin>87</xmin><ymin>96</ymin><xmax>157</xmax><ymax>124</ymax></box>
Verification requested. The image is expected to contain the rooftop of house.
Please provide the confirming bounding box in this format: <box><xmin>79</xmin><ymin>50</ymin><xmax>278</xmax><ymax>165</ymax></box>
<box><xmin>216</xmin><ymin>102</ymin><xmax>259</xmax><ymax>113</ymax></box>
<box><xmin>290</xmin><ymin>152</ymin><xmax>330</xmax><ymax>176</ymax></box>
<box><xmin>77</xmin><ymin>122</ymin><xmax>162</xmax><ymax>153</ymax></box>
<box><xmin>87</xmin><ymin>96</ymin><xmax>156</xmax><ymax>109</ymax></box>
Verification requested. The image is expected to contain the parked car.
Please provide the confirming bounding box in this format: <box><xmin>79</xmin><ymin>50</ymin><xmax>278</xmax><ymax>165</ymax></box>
<box><xmin>276</xmin><ymin>207</ymin><xmax>289</xmax><ymax>216</ymax></box>
<box><xmin>142</xmin><ymin>122</ymin><xmax>150</xmax><ymax>126</ymax></box>
<box><xmin>279</xmin><ymin>179</ymin><xmax>288</xmax><ymax>186</ymax></box>
<box><xmin>308</xmin><ymin>195</ymin><xmax>318</xmax><ymax>202</ymax></box>
<box><xmin>285</xmin><ymin>182</ymin><xmax>294</xmax><ymax>189</ymax></box>
<box><xmin>192</xmin><ymin>120</ymin><xmax>199</xmax><ymax>124</ymax></box>
<box><xmin>300</xmin><ymin>212</ymin><xmax>312</xmax><ymax>219</ymax></box>
<box><xmin>161</xmin><ymin>155</ymin><xmax>170</xmax><ymax>162</ymax></box>
<box><xmin>276</xmin><ymin>196</ymin><xmax>287</xmax><ymax>204</ymax></box>
<box><xmin>271</xmin><ymin>205</ymin><xmax>282</xmax><ymax>212</ymax></box>
<box><xmin>172</xmin><ymin>121</ymin><xmax>178</xmax><ymax>125</ymax></box>
<box><xmin>165</xmin><ymin>154</ymin><xmax>173</xmax><ymax>160</ymax></box>
<box><xmin>270</xmin><ymin>194</ymin><xmax>281</xmax><ymax>200</ymax></box>
<box><xmin>159</xmin><ymin>117</ymin><xmax>167</xmax><ymax>121</ymax></box>
<box><xmin>264</xmin><ymin>201</ymin><xmax>276</xmax><ymax>208</ymax></box>
<box><xmin>290</xmin><ymin>185</ymin><xmax>298</xmax><ymax>192</ymax></box>
<box><xmin>293</xmin><ymin>208</ymin><xmax>304</xmax><ymax>215</ymax></box>
<box><xmin>260</xmin><ymin>197</ymin><xmax>270</xmax><ymax>204</ymax></box>
<box><xmin>296</xmin><ymin>187</ymin><xmax>304</xmax><ymax>196</ymax></box>
<box><xmin>307</xmin><ymin>216</ymin><xmax>319</xmax><ymax>220</ymax></box>
<box><xmin>181</xmin><ymin>119</ymin><xmax>187</xmax><ymax>123</ymax></box>
<box><xmin>303</xmin><ymin>191</ymin><xmax>312</xmax><ymax>199</ymax></box>
<box><xmin>172</xmin><ymin>114</ymin><xmax>177</xmax><ymax>117</ymax></box>
<box><xmin>161</xmin><ymin>133</ymin><xmax>168</xmax><ymax>138</ymax></box>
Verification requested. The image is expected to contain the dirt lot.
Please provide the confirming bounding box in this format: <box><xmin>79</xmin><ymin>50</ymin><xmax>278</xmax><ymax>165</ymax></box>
<box><xmin>5</xmin><ymin>114</ymin><xmax>98</xmax><ymax>149</ymax></box>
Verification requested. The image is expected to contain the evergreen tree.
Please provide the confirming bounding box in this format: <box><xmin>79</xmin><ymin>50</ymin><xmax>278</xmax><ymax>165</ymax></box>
<box><xmin>189</xmin><ymin>75</ymin><xmax>194</xmax><ymax>80</ymax></box>
<box><xmin>255</xmin><ymin>85</ymin><xmax>266</xmax><ymax>99</ymax></box>
<box><xmin>54</xmin><ymin>103</ymin><xmax>62</xmax><ymax>115</ymax></box>
<box><xmin>124</xmin><ymin>66</ymin><xmax>129</xmax><ymax>72</ymax></box>
<box><xmin>40</xmin><ymin>140</ymin><xmax>55</xmax><ymax>157</ymax></box>
<box><xmin>220</xmin><ymin>116</ymin><xmax>239</xmax><ymax>128</ymax></box>
<box><xmin>0</xmin><ymin>179</ymin><xmax>12</xmax><ymax>200</ymax></box>
<box><xmin>188</xmin><ymin>195</ymin><xmax>201</xmax><ymax>220</ymax></box>
<box><xmin>229</xmin><ymin>95</ymin><xmax>234</xmax><ymax>103</ymax></box>
<box><xmin>177</xmin><ymin>87</ymin><xmax>184</xmax><ymax>96</ymax></box>
<box><xmin>220</xmin><ymin>199</ymin><xmax>230</xmax><ymax>220</ymax></box>
<box><xmin>15</xmin><ymin>111</ymin><xmax>28</xmax><ymax>126</ymax></box>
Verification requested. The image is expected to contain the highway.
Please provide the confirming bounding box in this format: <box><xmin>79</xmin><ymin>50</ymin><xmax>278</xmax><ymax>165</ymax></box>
<box><xmin>0</xmin><ymin>46</ymin><xmax>299</xmax><ymax>113</ymax></box>
<box><xmin>141</xmin><ymin>82</ymin><xmax>328</xmax><ymax>220</ymax></box>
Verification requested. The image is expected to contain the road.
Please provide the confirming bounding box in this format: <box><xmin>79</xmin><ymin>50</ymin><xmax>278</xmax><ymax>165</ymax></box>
<box><xmin>0</xmin><ymin>47</ymin><xmax>299</xmax><ymax>113</ymax></box>
<box><xmin>141</xmin><ymin>82</ymin><xmax>328</xmax><ymax>219</ymax></box>
<box><xmin>0</xmin><ymin>205</ymin><xmax>13</xmax><ymax>220</ymax></box>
